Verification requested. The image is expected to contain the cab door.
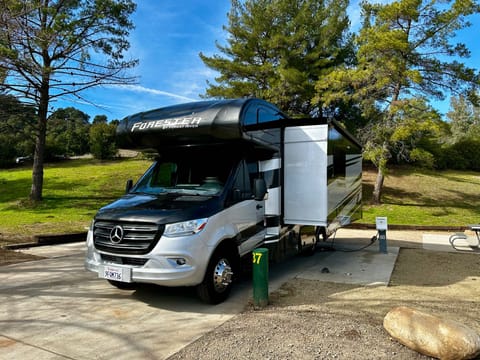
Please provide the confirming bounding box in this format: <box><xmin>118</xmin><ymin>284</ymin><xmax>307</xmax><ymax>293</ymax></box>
<box><xmin>229</xmin><ymin>160</ymin><xmax>266</xmax><ymax>256</ymax></box>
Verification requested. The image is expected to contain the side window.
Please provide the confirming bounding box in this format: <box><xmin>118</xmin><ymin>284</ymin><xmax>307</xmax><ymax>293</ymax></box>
<box><xmin>328</xmin><ymin>127</ymin><xmax>346</xmax><ymax>180</ymax></box>
<box><xmin>244</xmin><ymin>105</ymin><xmax>282</xmax><ymax>126</ymax></box>
<box><xmin>258</xmin><ymin>107</ymin><xmax>280</xmax><ymax>123</ymax></box>
<box><xmin>231</xmin><ymin>160</ymin><xmax>253</xmax><ymax>202</ymax></box>
<box><xmin>244</xmin><ymin>106</ymin><xmax>257</xmax><ymax>125</ymax></box>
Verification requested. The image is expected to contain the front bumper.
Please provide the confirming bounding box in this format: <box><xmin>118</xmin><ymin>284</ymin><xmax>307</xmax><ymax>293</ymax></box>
<box><xmin>84</xmin><ymin>230</ymin><xmax>209</xmax><ymax>287</ymax></box>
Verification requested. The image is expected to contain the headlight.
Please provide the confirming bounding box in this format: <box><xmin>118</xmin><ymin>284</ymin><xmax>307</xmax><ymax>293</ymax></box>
<box><xmin>164</xmin><ymin>218</ymin><xmax>208</xmax><ymax>237</ymax></box>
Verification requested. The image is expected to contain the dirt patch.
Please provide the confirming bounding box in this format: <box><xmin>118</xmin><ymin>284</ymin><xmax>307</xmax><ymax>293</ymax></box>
<box><xmin>0</xmin><ymin>248</ymin><xmax>44</xmax><ymax>266</ymax></box>
<box><xmin>169</xmin><ymin>248</ymin><xmax>480</xmax><ymax>359</ymax></box>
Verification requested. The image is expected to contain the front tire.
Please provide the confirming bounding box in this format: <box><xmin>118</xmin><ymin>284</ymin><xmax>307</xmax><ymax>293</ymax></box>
<box><xmin>196</xmin><ymin>249</ymin><xmax>235</xmax><ymax>304</ymax></box>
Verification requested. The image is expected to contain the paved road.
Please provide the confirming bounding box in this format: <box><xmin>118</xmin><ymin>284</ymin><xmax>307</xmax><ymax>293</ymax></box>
<box><xmin>0</xmin><ymin>231</ymin><xmax>401</xmax><ymax>360</ymax></box>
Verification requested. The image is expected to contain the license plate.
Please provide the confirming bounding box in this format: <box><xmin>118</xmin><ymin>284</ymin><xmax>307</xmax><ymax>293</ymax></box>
<box><xmin>100</xmin><ymin>265</ymin><xmax>132</xmax><ymax>282</ymax></box>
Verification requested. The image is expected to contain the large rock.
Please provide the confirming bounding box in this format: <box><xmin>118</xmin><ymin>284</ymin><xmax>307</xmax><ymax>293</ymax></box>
<box><xmin>383</xmin><ymin>306</ymin><xmax>480</xmax><ymax>360</ymax></box>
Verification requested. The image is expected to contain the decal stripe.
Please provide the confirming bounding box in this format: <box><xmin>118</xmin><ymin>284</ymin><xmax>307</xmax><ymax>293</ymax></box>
<box><xmin>235</xmin><ymin>221</ymin><xmax>266</xmax><ymax>246</ymax></box>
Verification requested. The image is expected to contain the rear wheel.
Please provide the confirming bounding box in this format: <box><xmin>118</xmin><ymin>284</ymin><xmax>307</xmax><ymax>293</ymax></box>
<box><xmin>197</xmin><ymin>249</ymin><xmax>235</xmax><ymax>304</ymax></box>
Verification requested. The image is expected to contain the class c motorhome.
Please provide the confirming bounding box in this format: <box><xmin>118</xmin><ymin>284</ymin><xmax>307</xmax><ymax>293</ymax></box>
<box><xmin>85</xmin><ymin>98</ymin><xmax>362</xmax><ymax>304</ymax></box>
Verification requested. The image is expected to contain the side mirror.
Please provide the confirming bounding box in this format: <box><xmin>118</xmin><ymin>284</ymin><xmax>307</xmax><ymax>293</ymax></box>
<box><xmin>125</xmin><ymin>179</ymin><xmax>133</xmax><ymax>193</ymax></box>
<box><xmin>232</xmin><ymin>188</ymin><xmax>242</xmax><ymax>202</ymax></box>
<box><xmin>253</xmin><ymin>178</ymin><xmax>267</xmax><ymax>201</ymax></box>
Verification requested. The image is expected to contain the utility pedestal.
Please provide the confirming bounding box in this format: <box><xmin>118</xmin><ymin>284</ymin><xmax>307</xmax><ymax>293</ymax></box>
<box><xmin>376</xmin><ymin>217</ymin><xmax>388</xmax><ymax>254</ymax></box>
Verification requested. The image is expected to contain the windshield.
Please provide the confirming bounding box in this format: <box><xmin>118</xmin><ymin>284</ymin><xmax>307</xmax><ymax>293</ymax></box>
<box><xmin>132</xmin><ymin>156</ymin><xmax>236</xmax><ymax>196</ymax></box>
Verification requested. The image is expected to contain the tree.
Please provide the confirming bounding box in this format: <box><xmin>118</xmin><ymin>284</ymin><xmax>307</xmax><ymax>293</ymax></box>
<box><xmin>317</xmin><ymin>0</ymin><xmax>480</xmax><ymax>203</ymax></box>
<box><xmin>0</xmin><ymin>0</ymin><xmax>138</xmax><ymax>201</ymax></box>
<box><xmin>0</xmin><ymin>93</ymin><xmax>36</xmax><ymax>166</ymax></box>
<box><xmin>200</xmin><ymin>0</ymin><xmax>353</xmax><ymax>117</ymax></box>
<box><xmin>447</xmin><ymin>95</ymin><xmax>480</xmax><ymax>141</ymax></box>
<box><xmin>92</xmin><ymin>114</ymin><xmax>108</xmax><ymax>124</ymax></box>
<box><xmin>89</xmin><ymin>121</ymin><xmax>117</xmax><ymax>160</ymax></box>
<box><xmin>361</xmin><ymin>98</ymin><xmax>446</xmax><ymax>169</ymax></box>
<box><xmin>47</xmin><ymin>107</ymin><xmax>90</xmax><ymax>156</ymax></box>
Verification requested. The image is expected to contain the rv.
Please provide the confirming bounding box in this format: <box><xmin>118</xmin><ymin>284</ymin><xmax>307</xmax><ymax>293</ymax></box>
<box><xmin>85</xmin><ymin>98</ymin><xmax>362</xmax><ymax>304</ymax></box>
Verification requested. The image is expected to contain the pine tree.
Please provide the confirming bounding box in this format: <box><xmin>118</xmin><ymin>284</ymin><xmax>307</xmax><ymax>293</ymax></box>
<box><xmin>317</xmin><ymin>0</ymin><xmax>480</xmax><ymax>203</ymax></box>
<box><xmin>200</xmin><ymin>0</ymin><xmax>353</xmax><ymax>117</ymax></box>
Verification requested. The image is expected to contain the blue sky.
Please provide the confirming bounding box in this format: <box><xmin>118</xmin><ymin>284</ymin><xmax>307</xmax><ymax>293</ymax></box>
<box><xmin>55</xmin><ymin>0</ymin><xmax>480</xmax><ymax>122</ymax></box>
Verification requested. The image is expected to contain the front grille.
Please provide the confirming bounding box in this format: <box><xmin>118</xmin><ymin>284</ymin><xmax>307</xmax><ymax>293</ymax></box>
<box><xmin>93</xmin><ymin>221</ymin><xmax>163</xmax><ymax>255</ymax></box>
<box><xmin>100</xmin><ymin>254</ymin><xmax>148</xmax><ymax>266</ymax></box>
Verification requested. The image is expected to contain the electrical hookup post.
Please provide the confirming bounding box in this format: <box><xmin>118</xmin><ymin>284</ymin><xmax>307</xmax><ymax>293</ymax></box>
<box><xmin>376</xmin><ymin>217</ymin><xmax>388</xmax><ymax>254</ymax></box>
<box><xmin>252</xmin><ymin>248</ymin><xmax>269</xmax><ymax>308</ymax></box>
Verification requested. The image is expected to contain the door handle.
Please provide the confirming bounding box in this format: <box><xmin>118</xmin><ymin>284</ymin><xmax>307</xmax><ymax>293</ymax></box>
<box><xmin>256</xmin><ymin>204</ymin><xmax>263</xmax><ymax>210</ymax></box>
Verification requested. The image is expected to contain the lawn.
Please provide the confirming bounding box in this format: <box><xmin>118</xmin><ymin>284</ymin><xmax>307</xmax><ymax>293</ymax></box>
<box><xmin>362</xmin><ymin>166</ymin><xmax>480</xmax><ymax>226</ymax></box>
<box><xmin>0</xmin><ymin>157</ymin><xmax>151</xmax><ymax>240</ymax></box>
<box><xmin>1</xmin><ymin>159</ymin><xmax>479</xmax><ymax>243</ymax></box>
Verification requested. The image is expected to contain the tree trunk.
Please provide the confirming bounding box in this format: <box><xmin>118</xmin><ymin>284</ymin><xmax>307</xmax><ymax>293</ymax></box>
<box><xmin>29</xmin><ymin>115</ymin><xmax>47</xmax><ymax>202</ymax></box>
<box><xmin>29</xmin><ymin>85</ymin><xmax>49</xmax><ymax>202</ymax></box>
<box><xmin>372</xmin><ymin>167</ymin><xmax>385</xmax><ymax>205</ymax></box>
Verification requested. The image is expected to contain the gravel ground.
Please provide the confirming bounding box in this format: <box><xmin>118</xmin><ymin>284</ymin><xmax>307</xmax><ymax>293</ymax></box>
<box><xmin>168</xmin><ymin>248</ymin><xmax>480</xmax><ymax>360</ymax></box>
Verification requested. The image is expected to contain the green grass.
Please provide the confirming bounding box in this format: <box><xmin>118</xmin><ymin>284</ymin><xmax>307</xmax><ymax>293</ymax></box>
<box><xmin>1</xmin><ymin>160</ymin><xmax>479</xmax><ymax>244</ymax></box>
<box><xmin>362</xmin><ymin>167</ymin><xmax>480</xmax><ymax>226</ymax></box>
<box><xmin>0</xmin><ymin>158</ymin><xmax>151</xmax><ymax>239</ymax></box>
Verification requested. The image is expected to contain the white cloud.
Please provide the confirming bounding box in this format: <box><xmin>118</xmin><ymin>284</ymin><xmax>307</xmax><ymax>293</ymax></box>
<box><xmin>119</xmin><ymin>85</ymin><xmax>198</xmax><ymax>102</ymax></box>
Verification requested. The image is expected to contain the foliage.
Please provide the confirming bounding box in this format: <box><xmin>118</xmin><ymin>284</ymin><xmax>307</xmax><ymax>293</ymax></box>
<box><xmin>360</xmin><ymin>98</ymin><xmax>445</xmax><ymax>171</ymax></box>
<box><xmin>317</xmin><ymin>0</ymin><xmax>480</xmax><ymax>203</ymax></box>
<box><xmin>0</xmin><ymin>99</ymin><xmax>117</xmax><ymax>165</ymax></box>
<box><xmin>0</xmin><ymin>93</ymin><xmax>35</xmax><ymax>166</ymax></box>
<box><xmin>93</xmin><ymin>115</ymin><xmax>108</xmax><ymax>124</ymax></box>
<box><xmin>447</xmin><ymin>95</ymin><xmax>480</xmax><ymax>142</ymax></box>
<box><xmin>47</xmin><ymin>107</ymin><xmax>91</xmax><ymax>157</ymax></box>
<box><xmin>433</xmin><ymin>139</ymin><xmax>480</xmax><ymax>171</ymax></box>
<box><xmin>0</xmin><ymin>0</ymin><xmax>138</xmax><ymax>201</ymax></box>
<box><xmin>89</xmin><ymin>122</ymin><xmax>117</xmax><ymax>160</ymax></box>
<box><xmin>200</xmin><ymin>0</ymin><xmax>354</xmax><ymax>117</ymax></box>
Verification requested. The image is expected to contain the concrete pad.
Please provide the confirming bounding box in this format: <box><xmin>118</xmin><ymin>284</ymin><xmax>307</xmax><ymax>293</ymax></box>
<box><xmin>422</xmin><ymin>234</ymin><xmax>480</xmax><ymax>253</ymax></box>
<box><xmin>0</xmin><ymin>335</ymin><xmax>66</xmax><ymax>359</ymax></box>
<box><xmin>16</xmin><ymin>241</ymin><xmax>86</xmax><ymax>258</ymax></box>
<box><xmin>295</xmin><ymin>245</ymin><xmax>399</xmax><ymax>286</ymax></box>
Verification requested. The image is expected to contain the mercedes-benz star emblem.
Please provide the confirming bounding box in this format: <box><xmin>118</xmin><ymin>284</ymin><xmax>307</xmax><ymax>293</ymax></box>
<box><xmin>109</xmin><ymin>225</ymin><xmax>124</xmax><ymax>244</ymax></box>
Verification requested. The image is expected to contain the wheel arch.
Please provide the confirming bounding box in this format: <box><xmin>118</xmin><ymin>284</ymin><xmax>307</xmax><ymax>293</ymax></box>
<box><xmin>210</xmin><ymin>238</ymin><xmax>241</xmax><ymax>274</ymax></box>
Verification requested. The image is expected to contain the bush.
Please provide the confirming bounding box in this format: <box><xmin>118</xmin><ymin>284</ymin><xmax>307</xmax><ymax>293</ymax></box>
<box><xmin>0</xmin><ymin>135</ymin><xmax>16</xmax><ymax>167</ymax></box>
<box><xmin>433</xmin><ymin>139</ymin><xmax>480</xmax><ymax>170</ymax></box>
<box><xmin>452</xmin><ymin>139</ymin><xmax>480</xmax><ymax>171</ymax></box>
<box><xmin>89</xmin><ymin>123</ymin><xmax>117</xmax><ymax>160</ymax></box>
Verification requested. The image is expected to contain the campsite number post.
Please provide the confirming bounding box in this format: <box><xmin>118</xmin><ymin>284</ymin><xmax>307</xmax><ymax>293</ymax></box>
<box><xmin>252</xmin><ymin>248</ymin><xmax>269</xmax><ymax>307</ymax></box>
